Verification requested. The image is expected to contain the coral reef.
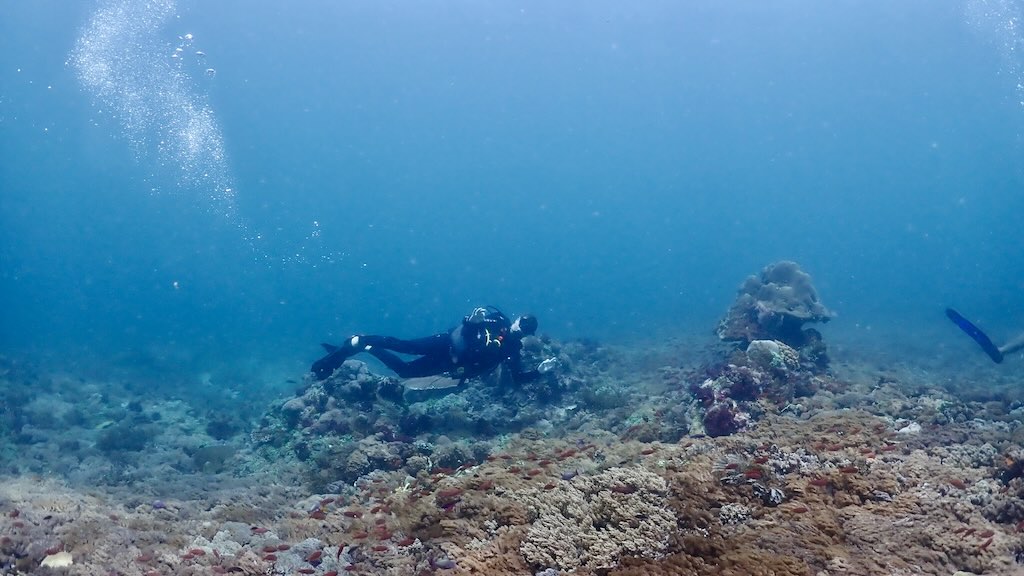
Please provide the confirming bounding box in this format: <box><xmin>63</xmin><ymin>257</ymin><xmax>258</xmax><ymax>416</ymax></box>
<box><xmin>681</xmin><ymin>262</ymin><xmax>841</xmax><ymax>438</ymax></box>
<box><xmin>5</xmin><ymin>293</ymin><xmax>1024</xmax><ymax>574</ymax></box>
<box><xmin>717</xmin><ymin>261</ymin><xmax>834</xmax><ymax>360</ymax></box>
<box><xmin>5</xmin><ymin>401</ymin><xmax>1024</xmax><ymax>576</ymax></box>
<box><xmin>686</xmin><ymin>339</ymin><xmax>836</xmax><ymax>437</ymax></box>
<box><xmin>250</xmin><ymin>337</ymin><xmax>612</xmax><ymax>489</ymax></box>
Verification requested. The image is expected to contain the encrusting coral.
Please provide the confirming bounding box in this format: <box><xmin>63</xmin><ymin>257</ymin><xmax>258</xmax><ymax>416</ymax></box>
<box><xmin>518</xmin><ymin>467</ymin><xmax>676</xmax><ymax>572</ymax></box>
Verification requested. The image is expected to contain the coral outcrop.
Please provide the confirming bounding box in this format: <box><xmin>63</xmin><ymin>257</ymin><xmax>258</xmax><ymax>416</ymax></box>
<box><xmin>686</xmin><ymin>262</ymin><xmax>839</xmax><ymax>437</ymax></box>
<box><xmin>717</xmin><ymin>260</ymin><xmax>834</xmax><ymax>361</ymax></box>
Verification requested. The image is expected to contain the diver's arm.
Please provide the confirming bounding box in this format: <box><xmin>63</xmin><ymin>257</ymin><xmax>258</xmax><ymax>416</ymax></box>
<box><xmin>999</xmin><ymin>333</ymin><xmax>1024</xmax><ymax>356</ymax></box>
<box><xmin>508</xmin><ymin>363</ymin><xmax>540</xmax><ymax>385</ymax></box>
<box><xmin>505</xmin><ymin>341</ymin><xmax>540</xmax><ymax>384</ymax></box>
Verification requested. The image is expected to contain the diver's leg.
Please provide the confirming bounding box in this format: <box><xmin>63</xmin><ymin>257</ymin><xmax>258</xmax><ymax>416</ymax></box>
<box><xmin>999</xmin><ymin>333</ymin><xmax>1024</xmax><ymax>356</ymax></box>
<box><xmin>311</xmin><ymin>345</ymin><xmax>352</xmax><ymax>380</ymax></box>
<box><xmin>366</xmin><ymin>348</ymin><xmax>451</xmax><ymax>378</ymax></box>
<box><xmin>313</xmin><ymin>333</ymin><xmax>450</xmax><ymax>380</ymax></box>
<box><xmin>310</xmin><ymin>334</ymin><xmax>409</xmax><ymax>380</ymax></box>
<box><xmin>360</xmin><ymin>334</ymin><xmax>451</xmax><ymax>356</ymax></box>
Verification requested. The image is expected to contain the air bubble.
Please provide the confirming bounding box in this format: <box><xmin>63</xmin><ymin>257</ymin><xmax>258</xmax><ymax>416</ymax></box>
<box><xmin>70</xmin><ymin>0</ymin><xmax>344</xmax><ymax>266</ymax></box>
<box><xmin>966</xmin><ymin>0</ymin><xmax>1024</xmax><ymax>108</ymax></box>
<box><xmin>70</xmin><ymin>0</ymin><xmax>236</xmax><ymax>218</ymax></box>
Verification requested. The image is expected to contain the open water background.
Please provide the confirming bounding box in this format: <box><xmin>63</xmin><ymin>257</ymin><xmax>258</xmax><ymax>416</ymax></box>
<box><xmin>2</xmin><ymin>0</ymin><xmax>1024</xmax><ymax>383</ymax></box>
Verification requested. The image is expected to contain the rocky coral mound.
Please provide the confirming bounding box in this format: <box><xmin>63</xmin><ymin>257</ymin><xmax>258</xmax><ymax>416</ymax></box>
<box><xmin>689</xmin><ymin>338</ymin><xmax>838</xmax><ymax>437</ymax></box>
<box><xmin>250</xmin><ymin>337</ymin><xmax>631</xmax><ymax>490</ymax></box>
<box><xmin>681</xmin><ymin>261</ymin><xmax>841</xmax><ymax>437</ymax></box>
<box><xmin>717</xmin><ymin>261</ymin><xmax>834</xmax><ymax>363</ymax></box>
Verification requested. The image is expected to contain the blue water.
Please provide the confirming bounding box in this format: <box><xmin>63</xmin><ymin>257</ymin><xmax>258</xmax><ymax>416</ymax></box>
<box><xmin>3</xmin><ymin>0</ymin><xmax>1024</xmax><ymax>380</ymax></box>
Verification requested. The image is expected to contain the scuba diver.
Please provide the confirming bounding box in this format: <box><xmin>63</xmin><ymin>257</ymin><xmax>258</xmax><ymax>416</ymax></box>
<box><xmin>945</xmin><ymin>308</ymin><xmax>1024</xmax><ymax>364</ymax></box>
<box><xmin>311</xmin><ymin>306</ymin><xmax>540</xmax><ymax>384</ymax></box>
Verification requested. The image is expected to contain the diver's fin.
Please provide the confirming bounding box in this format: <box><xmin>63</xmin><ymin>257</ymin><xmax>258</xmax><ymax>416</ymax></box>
<box><xmin>945</xmin><ymin>308</ymin><xmax>1004</xmax><ymax>363</ymax></box>
<box><xmin>312</xmin><ymin>343</ymin><xmax>349</xmax><ymax>380</ymax></box>
<box><xmin>311</xmin><ymin>349</ymin><xmax>344</xmax><ymax>380</ymax></box>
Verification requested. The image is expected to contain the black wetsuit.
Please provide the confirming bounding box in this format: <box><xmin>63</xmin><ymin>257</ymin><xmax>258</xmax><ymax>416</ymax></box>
<box><xmin>312</xmin><ymin>306</ymin><xmax>534</xmax><ymax>383</ymax></box>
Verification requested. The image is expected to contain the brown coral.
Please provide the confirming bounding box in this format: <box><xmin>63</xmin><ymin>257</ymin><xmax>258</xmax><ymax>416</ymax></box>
<box><xmin>518</xmin><ymin>467</ymin><xmax>676</xmax><ymax>572</ymax></box>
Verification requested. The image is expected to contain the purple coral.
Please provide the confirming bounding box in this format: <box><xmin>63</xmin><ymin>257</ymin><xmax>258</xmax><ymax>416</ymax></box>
<box><xmin>722</xmin><ymin>365</ymin><xmax>762</xmax><ymax>401</ymax></box>
<box><xmin>689</xmin><ymin>379</ymin><xmax>717</xmax><ymax>407</ymax></box>
<box><xmin>703</xmin><ymin>401</ymin><xmax>746</xmax><ymax>437</ymax></box>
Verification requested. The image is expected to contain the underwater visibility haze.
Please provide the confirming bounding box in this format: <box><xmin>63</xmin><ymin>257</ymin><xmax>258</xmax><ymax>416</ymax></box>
<box><xmin>2</xmin><ymin>0</ymin><xmax>1022</xmax><ymax>366</ymax></box>
<box><xmin>2</xmin><ymin>1</ymin><xmax>1024</xmax><ymax>574</ymax></box>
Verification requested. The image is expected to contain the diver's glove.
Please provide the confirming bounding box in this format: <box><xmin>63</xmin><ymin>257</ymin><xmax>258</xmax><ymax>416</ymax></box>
<box><xmin>538</xmin><ymin>358</ymin><xmax>560</xmax><ymax>374</ymax></box>
<box><xmin>465</xmin><ymin>307</ymin><xmax>489</xmax><ymax>324</ymax></box>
